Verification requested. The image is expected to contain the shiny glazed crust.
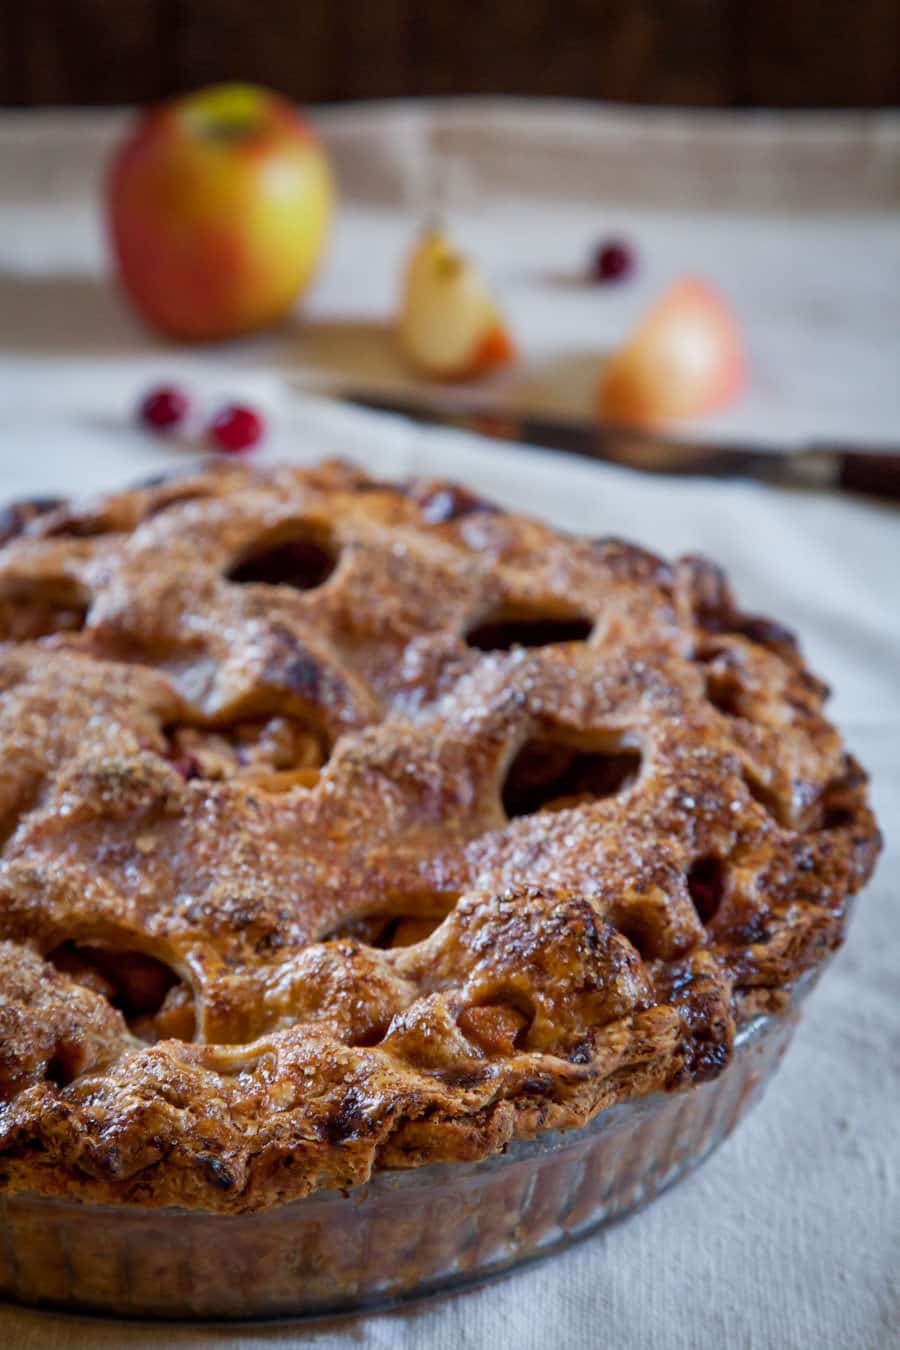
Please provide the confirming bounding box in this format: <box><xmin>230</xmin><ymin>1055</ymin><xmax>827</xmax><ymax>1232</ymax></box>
<box><xmin>0</xmin><ymin>460</ymin><xmax>880</xmax><ymax>1213</ymax></box>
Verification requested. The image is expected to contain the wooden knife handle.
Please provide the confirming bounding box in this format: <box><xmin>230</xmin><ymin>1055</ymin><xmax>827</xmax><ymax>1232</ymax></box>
<box><xmin>839</xmin><ymin>453</ymin><xmax>900</xmax><ymax>500</ymax></box>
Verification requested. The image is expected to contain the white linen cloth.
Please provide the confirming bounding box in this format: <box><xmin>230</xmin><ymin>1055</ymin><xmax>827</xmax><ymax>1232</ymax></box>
<box><xmin>0</xmin><ymin>102</ymin><xmax>898</xmax><ymax>1350</ymax></box>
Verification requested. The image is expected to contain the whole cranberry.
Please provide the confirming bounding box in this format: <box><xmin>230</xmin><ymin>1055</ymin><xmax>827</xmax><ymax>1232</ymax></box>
<box><xmin>138</xmin><ymin>385</ymin><xmax>190</xmax><ymax>433</ymax></box>
<box><xmin>590</xmin><ymin>239</ymin><xmax>635</xmax><ymax>284</ymax></box>
<box><xmin>208</xmin><ymin>404</ymin><xmax>265</xmax><ymax>454</ymax></box>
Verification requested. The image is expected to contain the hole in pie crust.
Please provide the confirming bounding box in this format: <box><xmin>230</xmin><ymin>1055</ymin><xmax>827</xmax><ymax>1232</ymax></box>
<box><xmin>819</xmin><ymin>804</ymin><xmax>854</xmax><ymax>831</ymax></box>
<box><xmin>46</xmin><ymin>943</ymin><xmax>195</xmax><ymax>1043</ymax></box>
<box><xmin>704</xmin><ymin>670</ymin><xmax>744</xmax><ymax>718</ymax></box>
<box><xmin>502</xmin><ymin>737</ymin><xmax>641</xmax><ymax>817</ymax></box>
<box><xmin>227</xmin><ymin>525</ymin><xmax>337</xmax><ymax>592</ymax></box>
<box><xmin>45</xmin><ymin>1048</ymin><xmax>83</xmax><ymax>1089</ymax></box>
<box><xmin>350</xmin><ymin>1025</ymin><xmax>392</xmax><ymax>1048</ymax></box>
<box><xmin>326</xmin><ymin>902</ymin><xmax>454</xmax><ymax>949</ymax></box>
<box><xmin>686</xmin><ymin>857</ymin><xmax>725</xmax><ymax>924</ymax></box>
<box><xmin>610</xmin><ymin>913</ymin><xmax>654</xmax><ymax>961</ymax></box>
<box><xmin>375</xmin><ymin>916</ymin><xmax>445</xmax><ymax>948</ymax></box>
<box><xmin>741</xmin><ymin>767</ymin><xmax>786</xmax><ymax>823</ymax></box>
<box><xmin>44</xmin><ymin>1056</ymin><xmax>68</xmax><ymax>1087</ymax></box>
<box><xmin>812</xmin><ymin>761</ymin><xmax>865</xmax><ymax>833</ymax></box>
<box><xmin>459</xmin><ymin>988</ymin><xmax>536</xmax><ymax>1054</ymax></box>
<box><xmin>457</xmin><ymin>1001</ymin><xmax>531</xmax><ymax>1054</ymax></box>
<box><xmin>465</xmin><ymin>607</ymin><xmax>593</xmax><ymax>651</ymax></box>
<box><xmin>163</xmin><ymin>715</ymin><xmax>326</xmax><ymax>788</ymax></box>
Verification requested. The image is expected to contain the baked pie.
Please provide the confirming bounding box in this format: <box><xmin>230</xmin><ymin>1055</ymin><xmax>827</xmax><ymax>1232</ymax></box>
<box><xmin>0</xmin><ymin>460</ymin><xmax>880</xmax><ymax>1220</ymax></box>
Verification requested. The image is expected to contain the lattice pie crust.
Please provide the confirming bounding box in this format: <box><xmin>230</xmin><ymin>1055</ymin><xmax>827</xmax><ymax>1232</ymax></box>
<box><xmin>0</xmin><ymin>462</ymin><xmax>879</xmax><ymax>1212</ymax></box>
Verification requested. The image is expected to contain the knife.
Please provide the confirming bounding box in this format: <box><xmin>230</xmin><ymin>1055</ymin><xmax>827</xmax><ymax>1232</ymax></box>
<box><xmin>340</xmin><ymin>391</ymin><xmax>900</xmax><ymax>500</ymax></box>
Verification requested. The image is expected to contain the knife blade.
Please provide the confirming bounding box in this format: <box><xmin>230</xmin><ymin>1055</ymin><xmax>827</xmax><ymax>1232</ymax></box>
<box><xmin>339</xmin><ymin>391</ymin><xmax>900</xmax><ymax>500</ymax></box>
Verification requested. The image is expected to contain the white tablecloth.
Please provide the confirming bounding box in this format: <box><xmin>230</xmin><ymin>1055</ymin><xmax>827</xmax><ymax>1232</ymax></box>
<box><xmin>0</xmin><ymin>102</ymin><xmax>898</xmax><ymax>1350</ymax></box>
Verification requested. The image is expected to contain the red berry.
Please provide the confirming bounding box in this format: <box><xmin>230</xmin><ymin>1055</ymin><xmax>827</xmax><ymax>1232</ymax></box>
<box><xmin>591</xmin><ymin>239</ymin><xmax>635</xmax><ymax>284</ymax></box>
<box><xmin>138</xmin><ymin>385</ymin><xmax>189</xmax><ymax>433</ymax></box>
<box><xmin>208</xmin><ymin>404</ymin><xmax>265</xmax><ymax>454</ymax></box>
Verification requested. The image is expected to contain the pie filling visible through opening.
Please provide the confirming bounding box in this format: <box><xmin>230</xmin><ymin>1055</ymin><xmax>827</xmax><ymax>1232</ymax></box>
<box><xmin>227</xmin><ymin>526</ymin><xmax>338</xmax><ymax>592</ymax></box>
<box><xmin>46</xmin><ymin>943</ymin><xmax>196</xmax><ymax>1044</ymax></box>
<box><xmin>163</xmin><ymin>714</ymin><xmax>326</xmax><ymax>789</ymax></box>
<box><xmin>502</xmin><ymin>737</ymin><xmax>641</xmax><ymax>817</ymax></box>
<box><xmin>465</xmin><ymin>608</ymin><xmax>594</xmax><ymax>651</ymax></box>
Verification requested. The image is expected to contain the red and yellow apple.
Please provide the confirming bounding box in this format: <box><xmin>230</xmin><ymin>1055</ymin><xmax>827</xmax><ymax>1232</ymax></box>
<box><xmin>107</xmin><ymin>83</ymin><xmax>333</xmax><ymax>341</ymax></box>
<box><xmin>598</xmin><ymin>278</ymin><xmax>746</xmax><ymax>427</ymax></box>
<box><xmin>398</xmin><ymin>228</ymin><xmax>515</xmax><ymax>380</ymax></box>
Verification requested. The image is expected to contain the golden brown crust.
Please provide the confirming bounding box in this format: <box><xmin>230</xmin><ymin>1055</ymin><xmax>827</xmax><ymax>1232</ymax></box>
<box><xmin>0</xmin><ymin>460</ymin><xmax>880</xmax><ymax>1212</ymax></box>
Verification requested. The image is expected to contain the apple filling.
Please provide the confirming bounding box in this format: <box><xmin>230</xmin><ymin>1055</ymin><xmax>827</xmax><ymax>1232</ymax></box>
<box><xmin>165</xmin><ymin>715</ymin><xmax>325</xmax><ymax>790</ymax></box>
<box><xmin>46</xmin><ymin>942</ymin><xmax>195</xmax><ymax>1044</ymax></box>
<box><xmin>326</xmin><ymin>897</ymin><xmax>457</xmax><ymax>950</ymax></box>
<box><xmin>457</xmin><ymin>1002</ymin><xmax>531</xmax><ymax>1055</ymax></box>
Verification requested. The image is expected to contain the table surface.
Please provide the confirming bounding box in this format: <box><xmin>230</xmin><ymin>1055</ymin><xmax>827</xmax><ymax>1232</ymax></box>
<box><xmin>0</xmin><ymin>102</ymin><xmax>898</xmax><ymax>1350</ymax></box>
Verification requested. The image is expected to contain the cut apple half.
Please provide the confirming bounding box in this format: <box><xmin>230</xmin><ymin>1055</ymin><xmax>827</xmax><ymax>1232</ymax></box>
<box><xmin>599</xmin><ymin>277</ymin><xmax>746</xmax><ymax>427</ymax></box>
<box><xmin>398</xmin><ymin>228</ymin><xmax>515</xmax><ymax>381</ymax></box>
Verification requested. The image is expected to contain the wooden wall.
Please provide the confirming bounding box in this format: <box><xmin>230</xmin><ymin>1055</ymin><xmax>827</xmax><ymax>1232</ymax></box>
<box><xmin>2</xmin><ymin>1</ymin><xmax>899</xmax><ymax>107</ymax></box>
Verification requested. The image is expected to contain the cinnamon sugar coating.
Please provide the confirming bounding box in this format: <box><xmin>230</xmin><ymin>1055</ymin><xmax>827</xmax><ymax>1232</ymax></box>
<box><xmin>0</xmin><ymin>461</ymin><xmax>880</xmax><ymax>1212</ymax></box>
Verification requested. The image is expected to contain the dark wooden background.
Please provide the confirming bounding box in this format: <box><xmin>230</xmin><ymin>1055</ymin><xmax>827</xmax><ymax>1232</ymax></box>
<box><xmin>2</xmin><ymin>0</ymin><xmax>899</xmax><ymax>108</ymax></box>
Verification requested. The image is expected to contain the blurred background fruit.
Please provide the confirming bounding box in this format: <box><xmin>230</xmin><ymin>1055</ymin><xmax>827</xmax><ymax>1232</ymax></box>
<box><xmin>398</xmin><ymin>228</ymin><xmax>516</xmax><ymax>381</ymax></box>
<box><xmin>107</xmin><ymin>83</ymin><xmax>333</xmax><ymax>342</ymax></box>
<box><xmin>137</xmin><ymin>384</ymin><xmax>190</xmax><ymax>433</ymax></box>
<box><xmin>207</xmin><ymin>402</ymin><xmax>265</xmax><ymax>452</ymax></box>
<box><xmin>590</xmin><ymin>239</ymin><xmax>636</xmax><ymax>285</ymax></box>
<box><xmin>598</xmin><ymin>278</ymin><xmax>746</xmax><ymax>427</ymax></box>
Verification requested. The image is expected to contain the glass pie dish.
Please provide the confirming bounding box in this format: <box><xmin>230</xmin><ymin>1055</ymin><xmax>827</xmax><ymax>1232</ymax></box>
<box><xmin>0</xmin><ymin>463</ymin><xmax>879</xmax><ymax>1325</ymax></box>
<box><xmin>0</xmin><ymin>975</ymin><xmax>810</xmax><ymax>1322</ymax></box>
